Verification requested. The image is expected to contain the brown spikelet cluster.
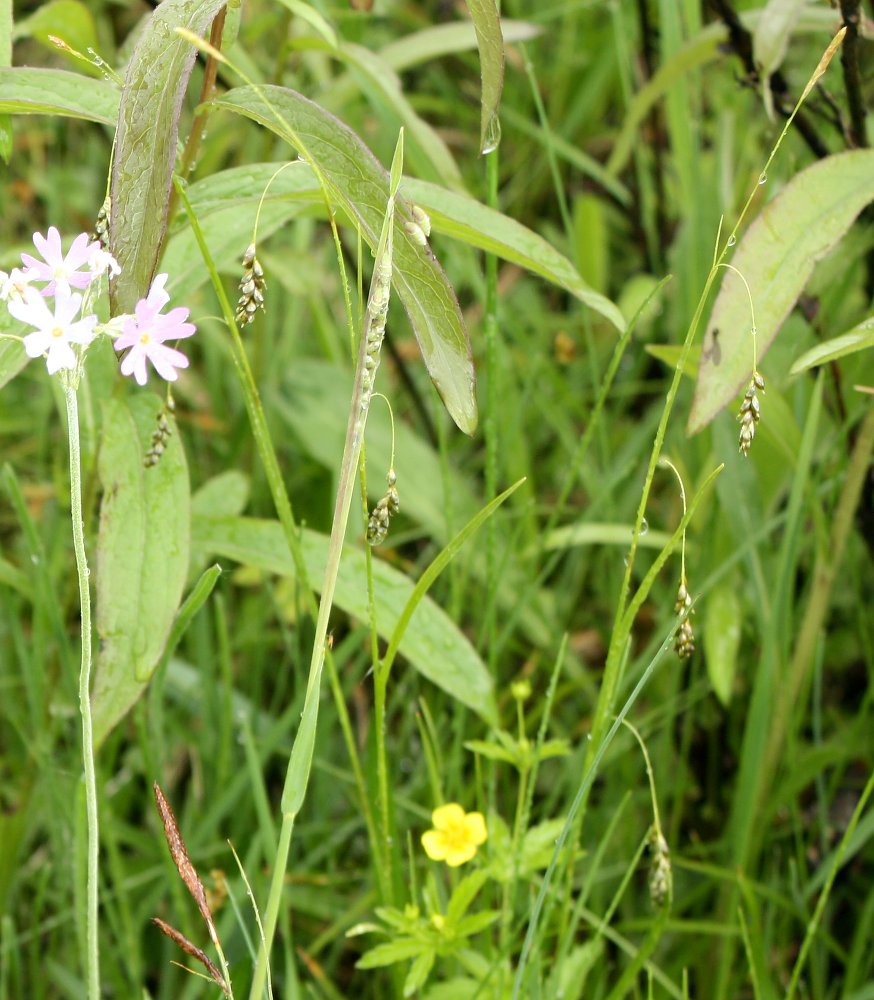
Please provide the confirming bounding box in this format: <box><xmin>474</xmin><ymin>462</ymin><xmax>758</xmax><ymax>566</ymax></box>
<box><xmin>366</xmin><ymin>468</ymin><xmax>400</xmax><ymax>546</ymax></box>
<box><xmin>144</xmin><ymin>398</ymin><xmax>175</xmax><ymax>468</ymax></box>
<box><xmin>674</xmin><ymin>582</ymin><xmax>694</xmax><ymax>659</ymax></box>
<box><xmin>648</xmin><ymin>828</ymin><xmax>672</xmax><ymax>907</ymax></box>
<box><xmin>234</xmin><ymin>242</ymin><xmax>266</xmax><ymax>326</ymax></box>
<box><xmin>738</xmin><ymin>371</ymin><xmax>765</xmax><ymax>456</ymax></box>
<box><xmin>153</xmin><ymin>782</ymin><xmax>229</xmax><ymax>995</ymax></box>
<box><xmin>91</xmin><ymin>196</ymin><xmax>111</xmax><ymax>250</ymax></box>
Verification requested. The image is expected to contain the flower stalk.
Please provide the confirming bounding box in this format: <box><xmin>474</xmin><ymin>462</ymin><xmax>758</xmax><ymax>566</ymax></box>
<box><xmin>63</xmin><ymin>371</ymin><xmax>100</xmax><ymax>1000</ymax></box>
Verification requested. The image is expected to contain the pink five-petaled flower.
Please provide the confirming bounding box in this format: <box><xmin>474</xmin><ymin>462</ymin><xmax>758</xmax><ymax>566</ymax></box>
<box><xmin>113</xmin><ymin>274</ymin><xmax>196</xmax><ymax>386</ymax></box>
<box><xmin>421</xmin><ymin>804</ymin><xmax>488</xmax><ymax>868</ymax></box>
<box><xmin>21</xmin><ymin>227</ymin><xmax>103</xmax><ymax>297</ymax></box>
<box><xmin>8</xmin><ymin>287</ymin><xmax>98</xmax><ymax>375</ymax></box>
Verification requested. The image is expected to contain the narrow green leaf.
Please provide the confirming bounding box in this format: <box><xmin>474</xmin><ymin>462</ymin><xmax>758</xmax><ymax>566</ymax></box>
<box><xmin>404</xmin><ymin>950</ymin><xmax>436</xmax><ymax>997</ymax></box>
<box><xmin>380</xmin><ymin>479</ymin><xmax>524</xmax><ymax>687</ymax></box>
<box><xmin>379</xmin><ymin>19</ymin><xmax>540</xmax><ymax>73</ymax></box>
<box><xmin>0</xmin><ymin>67</ymin><xmax>118</xmax><ymax>123</ymax></box>
<box><xmin>0</xmin><ymin>0</ymin><xmax>10</xmax><ymax>161</ymax></box>
<box><xmin>110</xmin><ymin>0</ymin><xmax>227</xmax><ymax>314</ymax></box>
<box><xmin>446</xmin><ymin>870</ymin><xmax>488</xmax><ymax>924</ymax></box>
<box><xmin>463</xmin><ymin>739</ymin><xmax>518</xmax><ymax>765</ymax></box>
<box><xmin>703</xmin><ymin>581</ymin><xmax>742</xmax><ymax>706</ymax></box>
<box><xmin>465</xmin><ymin>0</ymin><xmax>504</xmax><ymax>153</ymax></box>
<box><xmin>689</xmin><ymin>150</ymin><xmax>874</xmax><ymax>434</ymax></box>
<box><xmin>191</xmin><ymin>515</ymin><xmax>498</xmax><ymax>725</ymax></box>
<box><xmin>209</xmin><ymin>85</ymin><xmax>478</xmax><ymax>434</ymax></box>
<box><xmin>92</xmin><ymin>396</ymin><xmax>190</xmax><ymax>747</ymax></box>
<box><xmin>356</xmin><ymin>939</ymin><xmax>429</xmax><ymax>969</ymax></box>
<box><xmin>790</xmin><ymin>317</ymin><xmax>874</xmax><ymax>374</ymax></box>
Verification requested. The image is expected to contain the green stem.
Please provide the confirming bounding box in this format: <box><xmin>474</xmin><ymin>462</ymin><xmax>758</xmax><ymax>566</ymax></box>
<box><xmin>483</xmin><ymin>147</ymin><xmax>500</xmax><ymax>673</ymax></box>
<box><xmin>64</xmin><ymin>377</ymin><xmax>99</xmax><ymax>1000</ymax></box>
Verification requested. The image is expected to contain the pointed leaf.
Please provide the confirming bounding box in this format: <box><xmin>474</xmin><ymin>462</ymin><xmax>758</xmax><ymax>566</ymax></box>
<box><xmin>404</xmin><ymin>178</ymin><xmax>626</xmax><ymax>331</ymax></box>
<box><xmin>110</xmin><ymin>0</ymin><xmax>227</xmax><ymax>314</ymax></box>
<box><xmin>464</xmin><ymin>0</ymin><xmax>504</xmax><ymax>153</ymax></box>
<box><xmin>191</xmin><ymin>515</ymin><xmax>498</xmax><ymax>725</ymax></box>
<box><xmin>209</xmin><ymin>85</ymin><xmax>477</xmax><ymax>434</ymax></box>
<box><xmin>92</xmin><ymin>396</ymin><xmax>190</xmax><ymax>746</ymax></box>
<box><xmin>789</xmin><ymin>316</ymin><xmax>874</xmax><ymax>374</ymax></box>
<box><xmin>689</xmin><ymin>150</ymin><xmax>874</xmax><ymax>434</ymax></box>
<box><xmin>0</xmin><ymin>67</ymin><xmax>118</xmax><ymax>122</ymax></box>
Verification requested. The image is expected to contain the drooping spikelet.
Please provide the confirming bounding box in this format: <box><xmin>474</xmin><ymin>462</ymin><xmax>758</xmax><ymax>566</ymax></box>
<box><xmin>91</xmin><ymin>196</ymin><xmax>111</xmax><ymax>250</ymax></box>
<box><xmin>674</xmin><ymin>582</ymin><xmax>694</xmax><ymax>660</ymax></box>
<box><xmin>144</xmin><ymin>397</ymin><xmax>175</xmax><ymax>468</ymax></box>
<box><xmin>738</xmin><ymin>371</ymin><xmax>765</xmax><ymax>456</ymax></box>
<box><xmin>234</xmin><ymin>243</ymin><xmax>266</xmax><ymax>327</ymax></box>
<box><xmin>367</xmin><ymin>468</ymin><xmax>400</xmax><ymax>546</ymax></box>
<box><xmin>648</xmin><ymin>828</ymin><xmax>672</xmax><ymax>907</ymax></box>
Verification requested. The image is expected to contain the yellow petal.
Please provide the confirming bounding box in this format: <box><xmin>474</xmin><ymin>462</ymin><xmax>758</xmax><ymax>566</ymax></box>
<box><xmin>431</xmin><ymin>803</ymin><xmax>465</xmax><ymax>830</ymax></box>
<box><xmin>421</xmin><ymin>830</ymin><xmax>449</xmax><ymax>861</ymax></box>
<box><xmin>463</xmin><ymin>812</ymin><xmax>488</xmax><ymax>845</ymax></box>
<box><xmin>445</xmin><ymin>841</ymin><xmax>477</xmax><ymax>867</ymax></box>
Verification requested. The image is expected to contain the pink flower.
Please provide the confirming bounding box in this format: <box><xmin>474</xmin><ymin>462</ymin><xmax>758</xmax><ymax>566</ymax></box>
<box><xmin>8</xmin><ymin>288</ymin><xmax>98</xmax><ymax>374</ymax></box>
<box><xmin>21</xmin><ymin>227</ymin><xmax>102</xmax><ymax>297</ymax></box>
<box><xmin>113</xmin><ymin>274</ymin><xmax>196</xmax><ymax>385</ymax></box>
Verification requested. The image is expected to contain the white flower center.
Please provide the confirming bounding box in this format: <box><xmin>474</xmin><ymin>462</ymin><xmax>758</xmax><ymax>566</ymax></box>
<box><xmin>139</xmin><ymin>331</ymin><xmax>152</xmax><ymax>346</ymax></box>
<box><xmin>52</xmin><ymin>326</ymin><xmax>64</xmax><ymax>339</ymax></box>
<box><xmin>53</xmin><ymin>266</ymin><xmax>67</xmax><ymax>280</ymax></box>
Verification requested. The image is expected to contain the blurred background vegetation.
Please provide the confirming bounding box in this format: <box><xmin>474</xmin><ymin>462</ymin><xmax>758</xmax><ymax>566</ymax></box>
<box><xmin>1</xmin><ymin>1</ymin><xmax>873</xmax><ymax>998</ymax></box>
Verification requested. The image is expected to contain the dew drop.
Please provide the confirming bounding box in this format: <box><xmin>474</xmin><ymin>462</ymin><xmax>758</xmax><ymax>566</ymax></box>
<box><xmin>758</xmin><ymin>172</ymin><xmax>767</xmax><ymax>185</ymax></box>
<box><xmin>640</xmin><ymin>517</ymin><xmax>649</xmax><ymax>537</ymax></box>
<box><xmin>727</xmin><ymin>234</ymin><xmax>736</xmax><ymax>247</ymax></box>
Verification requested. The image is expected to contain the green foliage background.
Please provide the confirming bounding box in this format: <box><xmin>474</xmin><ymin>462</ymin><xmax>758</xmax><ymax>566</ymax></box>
<box><xmin>1</xmin><ymin>1</ymin><xmax>873</xmax><ymax>998</ymax></box>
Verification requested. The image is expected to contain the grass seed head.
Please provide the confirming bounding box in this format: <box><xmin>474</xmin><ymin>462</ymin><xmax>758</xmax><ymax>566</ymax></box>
<box><xmin>234</xmin><ymin>242</ymin><xmax>266</xmax><ymax>326</ymax></box>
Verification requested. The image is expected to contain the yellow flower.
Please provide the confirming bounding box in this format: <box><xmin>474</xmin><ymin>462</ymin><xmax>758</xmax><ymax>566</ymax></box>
<box><xmin>421</xmin><ymin>804</ymin><xmax>488</xmax><ymax>867</ymax></box>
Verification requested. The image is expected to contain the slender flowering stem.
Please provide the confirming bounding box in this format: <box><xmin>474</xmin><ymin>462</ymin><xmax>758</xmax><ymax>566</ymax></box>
<box><xmin>63</xmin><ymin>373</ymin><xmax>100</xmax><ymax>1000</ymax></box>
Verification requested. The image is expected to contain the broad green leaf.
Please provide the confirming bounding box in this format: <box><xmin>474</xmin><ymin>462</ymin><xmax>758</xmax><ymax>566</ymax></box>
<box><xmin>403</xmin><ymin>178</ymin><xmax>626</xmax><ymax>331</ymax></box>
<box><xmin>92</xmin><ymin>395</ymin><xmax>190</xmax><ymax>747</ymax></box>
<box><xmin>110</xmin><ymin>0</ymin><xmax>227</xmax><ymax>315</ymax></box>
<box><xmin>0</xmin><ymin>67</ymin><xmax>118</xmax><ymax>123</ymax></box>
<box><xmin>209</xmin><ymin>85</ymin><xmax>478</xmax><ymax>435</ymax></box>
<box><xmin>0</xmin><ymin>115</ymin><xmax>11</xmax><ymax>162</ymax></box>
<box><xmin>551</xmin><ymin>941</ymin><xmax>603</xmax><ymax>1000</ymax></box>
<box><xmin>790</xmin><ymin>316</ymin><xmax>874</xmax><ymax>374</ymax></box>
<box><xmin>379</xmin><ymin>19</ymin><xmax>540</xmax><ymax>72</ymax></box>
<box><xmin>14</xmin><ymin>0</ymin><xmax>100</xmax><ymax>74</ymax></box>
<box><xmin>191</xmin><ymin>515</ymin><xmax>499</xmax><ymax>726</ymax></box>
<box><xmin>282</xmin><ymin>21</ymin><xmax>464</xmax><ymax>189</ymax></box>
<box><xmin>465</xmin><ymin>0</ymin><xmax>504</xmax><ymax>153</ymax></box>
<box><xmin>689</xmin><ymin>150</ymin><xmax>874</xmax><ymax>434</ymax></box>
<box><xmin>179</xmin><ymin>163</ymin><xmax>624</xmax><ymax>326</ymax></box>
<box><xmin>191</xmin><ymin>470</ymin><xmax>250</xmax><ymax>518</ymax></box>
<box><xmin>0</xmin><ymin>313</ymin><xmax>27</xmax><ymax>389</ymax></box>
<box><xmin>703</xmin><ymin>580</ymin><xmax>742</xmax><ymax>706</ymax></box>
